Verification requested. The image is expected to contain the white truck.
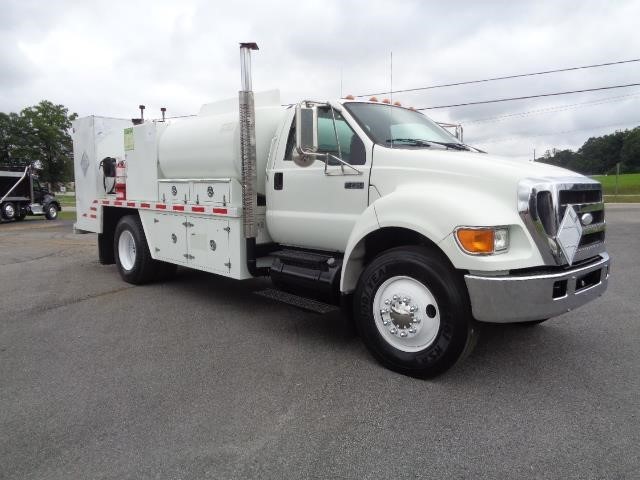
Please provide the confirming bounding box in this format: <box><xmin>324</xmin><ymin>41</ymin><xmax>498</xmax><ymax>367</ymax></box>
<box><xmin>72</xmin><ymin>44</ymin><xmax>610</xmax><ymax>377</ymax></box>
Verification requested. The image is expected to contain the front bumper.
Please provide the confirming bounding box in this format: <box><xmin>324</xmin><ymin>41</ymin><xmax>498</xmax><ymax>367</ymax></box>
<box><xmin>464</xmin><ymin>253</ymin><xmax>610</xmax><ymax>323</ymax></box>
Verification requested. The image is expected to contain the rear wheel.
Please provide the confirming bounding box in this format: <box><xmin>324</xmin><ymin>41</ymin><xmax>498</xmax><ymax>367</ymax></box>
<box><xmin>45</xmin><ymin>204</ymin><xmax>59</xmax><ymax>220</ymax></box>
<box><xmin>114</xmin><ymin>215</ymin><xmax>160</xmax><ymax>284</ymax></box>
<box><xmin>354</xmin><ymin>246</ymin><xmax>476</xmax><ymax>378</ymax></box>
<box><xmin>1</xmin><ymin>202</ymin><xmax>16</xmax><ymax>220</ymax></box>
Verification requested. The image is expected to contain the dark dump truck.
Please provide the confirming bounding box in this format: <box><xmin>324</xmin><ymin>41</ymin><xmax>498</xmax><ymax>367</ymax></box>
<box><xmin>0</xmin><ymin>165</ymin><xmax>61</xmax><ymax>222</ymax></box>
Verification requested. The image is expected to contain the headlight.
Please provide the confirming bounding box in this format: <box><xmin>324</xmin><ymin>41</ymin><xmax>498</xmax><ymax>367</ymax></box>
<box><xmin>455</xmin><ymin>227</ymin><xmax>510</xmax><ymax>255</ymax></box>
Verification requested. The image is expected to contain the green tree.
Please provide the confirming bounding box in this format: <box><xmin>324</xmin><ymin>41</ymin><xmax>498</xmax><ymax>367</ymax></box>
<box><xmin>620</xmin><ymin>127</ymin><xmax>640</xmax><ymax>173</ymax></box>
<box><xmin>16</xmin><ymin>100</ymin><xmax>77</xmax><ymax>186</ymax></box>
<box><xmin>0</xmin><ymin>112</ymin><xmax>22</xmax><ymax>165</ymax></box>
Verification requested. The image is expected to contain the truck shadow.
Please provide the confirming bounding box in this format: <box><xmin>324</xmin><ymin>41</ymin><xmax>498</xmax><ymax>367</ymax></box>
<box><xmin>158</xmin><ymin>268</ymin><xmax>581</xmax><ymax>380</ymax></box>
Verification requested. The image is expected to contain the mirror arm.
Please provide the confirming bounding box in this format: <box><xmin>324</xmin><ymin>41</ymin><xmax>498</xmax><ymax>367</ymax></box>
<box><xmin>294</xmin><ymin>147</ymin><xmax>362</xmax><ymax>175</ymax></box>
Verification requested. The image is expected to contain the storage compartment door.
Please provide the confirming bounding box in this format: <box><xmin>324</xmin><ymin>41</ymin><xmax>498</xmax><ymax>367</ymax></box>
<box><xmin>191</xmin><ymin>181</ymin><xmax>230</xmax><ymax>206</ymax></box>
<box><xmin>158</xmin><ymin>181</ymin><xmax>190</xmax><ymax>205</ymax></box>
<box><xmin>187</xmin><ymin>216</ymin><xmax>230</xmax><ymax>274</ymax></box>
<box><xmin>145</xmin><ymin>212</ymin><xmax>188</xmax><ymax>265</ymax></box>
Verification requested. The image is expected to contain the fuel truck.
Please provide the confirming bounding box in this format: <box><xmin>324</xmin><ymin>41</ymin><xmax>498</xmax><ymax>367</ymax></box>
<box><xmin>72</xmin><ymin>43</ymin><xmax>610</xmax><ymax>377</ymax></box>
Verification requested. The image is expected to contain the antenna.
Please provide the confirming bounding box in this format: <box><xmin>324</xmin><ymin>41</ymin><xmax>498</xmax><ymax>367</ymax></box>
<box><xmin>390</xmin><ymin>51</ymin><xmax>393</xmax><ymax>105</ymax></box>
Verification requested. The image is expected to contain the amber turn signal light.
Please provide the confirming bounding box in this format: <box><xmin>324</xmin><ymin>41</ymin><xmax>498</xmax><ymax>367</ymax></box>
<box><xmin>455</xmin><ymin>228</ymin><xmax>495</xmax><ymax>254</ymax></box>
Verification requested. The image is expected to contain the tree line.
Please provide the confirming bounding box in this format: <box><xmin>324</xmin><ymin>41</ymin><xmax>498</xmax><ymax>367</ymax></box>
<box><xmin>535</xmin><ymin>126</ymin><xmax>640</xmax><ymax>175</ymax></box>
<box><xmin>0</xmin><ymin>100</ymin><xmax>77</xmax><ymax>187</ymax></box>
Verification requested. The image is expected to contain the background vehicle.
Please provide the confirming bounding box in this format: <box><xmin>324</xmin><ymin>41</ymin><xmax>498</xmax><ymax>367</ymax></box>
<box><xmin>72</xmin><ymin>44</ymin><xmax>610</xmax><ymax>377</ymax></box>
<box><xmin>0</xmin><ymin>165</ymin><xmax>61</xmax><ymax>222</ymax></box>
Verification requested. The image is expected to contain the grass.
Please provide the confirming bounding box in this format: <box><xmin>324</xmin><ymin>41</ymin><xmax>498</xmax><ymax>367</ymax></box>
<box><xmin>57</xmin><ymin>210</ymin><xmax>76</xmax><ymax>221</ymax></box>
<box><xmin>56</xmin><ymin>194</ymin><xmax>76</xmax><ymax>207</ymax></box>
<box><xmin>592</xmin><ymin>173</ymin><xmax>640</xmax><ymax>195</ymax></box>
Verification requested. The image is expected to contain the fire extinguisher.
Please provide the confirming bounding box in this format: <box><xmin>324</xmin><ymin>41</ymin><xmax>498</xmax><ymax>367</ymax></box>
<box><xmin>115</xmin><ymin>159</ymin><xmax>127</xmax><ymax>200</ymax></box>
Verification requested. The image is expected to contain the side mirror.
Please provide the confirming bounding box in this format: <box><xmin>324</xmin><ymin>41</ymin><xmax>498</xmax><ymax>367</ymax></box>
<box><xmin>293</xmin><ymin>104</ymin><xmax>318</xmax><ymax>167</ymax></box>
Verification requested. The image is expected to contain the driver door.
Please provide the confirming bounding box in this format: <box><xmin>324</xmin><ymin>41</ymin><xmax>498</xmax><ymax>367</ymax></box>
<box><xmin>266</xmin><ymin>106</ymin><xmax>371</xmax><ymax>252</ymax></box>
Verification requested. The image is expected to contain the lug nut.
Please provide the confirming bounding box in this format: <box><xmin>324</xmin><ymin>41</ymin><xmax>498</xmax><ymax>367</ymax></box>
<box><xmin>384</xmin><ymin>299</ymin><xmax>390</xmax><ymax>305</ymax></box>
<box><xmin>382</xmin><ymin>320</ymin><xmax>389</xmax><ymax>325</ymax></box>
<box><xmin>409</xmin><ymin>328</ymin><xmax>416</xmax><ymax>334</ymax></box>
<box><xmin>414</xmin><ymin>318</ymin><xmax>421</xmax><ymax>324</ymax></box>
<box><xmin>392</xmin><ymin>295</ymin><xmax>398</xmax><ymax>301</ymax></box>
<box><xmin>390</xmin><ymin>327</ymin><xmax>397</xmax><ymax>335</ymax></box>
<box><xmin>400</xmin><ymin>331</ymin><xmax>407</xmax><ymax>338</ymax></box>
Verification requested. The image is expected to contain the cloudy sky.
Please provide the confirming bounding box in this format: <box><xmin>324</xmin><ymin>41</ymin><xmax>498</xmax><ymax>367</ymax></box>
<box><xmin>1</xmin><ymin>0</ymin><xmax>639</xmax><ymax>161</ymax></box>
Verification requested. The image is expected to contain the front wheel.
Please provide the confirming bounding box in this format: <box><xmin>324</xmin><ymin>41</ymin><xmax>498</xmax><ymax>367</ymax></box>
<box><xmin>45</xmin><ymin>204</ymin><xmax>59</xmax><ymax>220</ymax></box>
<box><xmin>354</xmin><ymin>246</ymin><xmax>476</xmax><ymax>378</ymax></box>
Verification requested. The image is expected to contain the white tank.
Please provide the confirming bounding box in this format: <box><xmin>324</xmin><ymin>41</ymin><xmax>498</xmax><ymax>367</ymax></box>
<box><xmin>158</xmin><ymin>90</ymin><xmax>285</xmax><ymax>195</ymax></box>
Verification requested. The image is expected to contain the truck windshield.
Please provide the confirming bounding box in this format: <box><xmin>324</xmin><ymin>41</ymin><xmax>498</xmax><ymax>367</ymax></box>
<box><xmin>344</xmin><ymin>102</ymin><xmax>465</xmax><ymax>150</ymax></box>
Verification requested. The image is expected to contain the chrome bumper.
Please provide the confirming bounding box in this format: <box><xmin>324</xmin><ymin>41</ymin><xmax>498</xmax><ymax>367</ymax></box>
<box><xmin>464</xmin><ymin>253</ymin><xmax>610</xmax><ymax>323</ymax></box>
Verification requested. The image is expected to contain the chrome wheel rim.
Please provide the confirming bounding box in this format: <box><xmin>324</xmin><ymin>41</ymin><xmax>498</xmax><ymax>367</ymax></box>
<box><xmin>373</xmin><ymin>275</ymin><xmax>441</xmax><ymax>352</ymax></box>
<box><xmin>48</xmin><ymin>206</ymin><xmax>57</xmax><ymax>218</ymax></box>
<box><xmin>4</xmin><ymin>204</ymin><xmax>15</xmax><ymax>218</ymax></box>
<box><xmin>118</xmin><ymin>230</ymin><xmax>136</xmax><ymax>271</ymax></box>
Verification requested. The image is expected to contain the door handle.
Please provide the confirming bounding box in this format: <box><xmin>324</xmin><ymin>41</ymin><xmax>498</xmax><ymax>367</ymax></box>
<box><xmin>274</xmin><ymin>172</ymin><xmax>283</xmax><ymax>190</ymax></box>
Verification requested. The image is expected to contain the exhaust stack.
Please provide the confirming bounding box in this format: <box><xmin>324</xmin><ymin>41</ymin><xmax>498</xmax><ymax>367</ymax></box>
<box><xmin>238</xmin><ymin>42</ymin><xmax>260</xmax><ymax>275</ymax></box>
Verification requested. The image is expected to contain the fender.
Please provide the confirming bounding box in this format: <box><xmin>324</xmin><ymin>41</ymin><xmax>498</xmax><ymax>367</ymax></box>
<box><xmin>340</xmin><ymin>184</ymin><xmax>542</xmax><ymax>293</ymax></box>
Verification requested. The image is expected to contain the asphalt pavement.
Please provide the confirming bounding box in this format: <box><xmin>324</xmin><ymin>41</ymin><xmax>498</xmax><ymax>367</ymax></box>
<box><xmin>0</xmin><ymin>207</ymin><xmax>638</xmax><ymax>479</ymax></box>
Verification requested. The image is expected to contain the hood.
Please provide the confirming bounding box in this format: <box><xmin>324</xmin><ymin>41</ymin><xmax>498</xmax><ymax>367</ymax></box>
<box><xmin>369</xmin><ymin>146</ymin><xmax>596</xmax><ymax>203</ymax></box>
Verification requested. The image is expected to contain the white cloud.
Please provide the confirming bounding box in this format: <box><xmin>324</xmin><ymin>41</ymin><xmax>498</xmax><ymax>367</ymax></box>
<box><xmin>0</xmin><ymin>0</ymin><xmax>639</xmax><ymax>157</ymax></box>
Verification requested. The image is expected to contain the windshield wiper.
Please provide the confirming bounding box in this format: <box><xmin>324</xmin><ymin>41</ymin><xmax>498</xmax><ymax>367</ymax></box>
<box><xmin>426</xmin><ymin>141</ymin><xmax>470</xmax><ymax>151</ymax></box>
<box><xmin>385</xmin><ymin>138</ymin><xmax>433</xmax><ymax>147</ymax></box>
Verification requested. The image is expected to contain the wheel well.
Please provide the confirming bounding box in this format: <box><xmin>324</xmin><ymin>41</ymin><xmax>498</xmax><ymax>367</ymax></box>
<box><xmin>98</xmin><ymin>207</ymin><xmax>138</xmax><ymax>265</ymax></box>
<box><xmin>341</xmin><ymin>227</ymin><xmax>449</xmax><ymax>293</ymax></box>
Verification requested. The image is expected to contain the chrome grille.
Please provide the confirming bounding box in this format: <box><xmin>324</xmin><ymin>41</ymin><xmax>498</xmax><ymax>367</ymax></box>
<box><xmin>518</xmin><ymin>178</ymin><xmax>606</xmax><ymax>266</ymax></box>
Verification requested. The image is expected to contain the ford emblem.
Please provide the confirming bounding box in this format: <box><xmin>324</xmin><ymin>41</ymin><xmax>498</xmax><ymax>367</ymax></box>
<box><xmin>581</xmin><ymin>213</ymin><xmax>593</xmax><ymax>225</ymax></box>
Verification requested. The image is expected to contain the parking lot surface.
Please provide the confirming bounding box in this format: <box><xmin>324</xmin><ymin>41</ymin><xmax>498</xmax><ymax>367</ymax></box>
<box><xmin>1</xmin><ymin>207</ymin><xmax>639</xmax><ymax>479</ymax></box>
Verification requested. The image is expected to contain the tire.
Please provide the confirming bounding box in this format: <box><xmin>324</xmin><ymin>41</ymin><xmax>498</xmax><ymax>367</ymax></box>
<box><xmin>114</xmin><ymin>215</ymin><xmax>159</xmax><ymax>285</ymax></box>
<box><xmin>354</xmin><ymin>246</ymin><xmax>476</xmax><ymax>378</ymax></box>
<box><xmin>1</xmin><ymin>202</ymin><xmax>16</xmax><ymax>220</ymax></box>
<box><xmin>45</xmin><ymin>204</ymin><xmax>59</xmax><ymax>220</ymax></box>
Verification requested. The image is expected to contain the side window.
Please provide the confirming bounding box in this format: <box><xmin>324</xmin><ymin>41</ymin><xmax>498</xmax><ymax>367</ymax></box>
<box><xmin>283</xmin><ymin>108</ymin><xmax>366</xmax><ymax>165</ymax></box>
<box><xmin>317</xmin><ymin>108</ymin><xmax>365</xmax><ymax>165</ymax></box>
<box><xmin>283</xmin><ymin>115</ymin><xmax>296</xmax><ymax>161</ymax></box>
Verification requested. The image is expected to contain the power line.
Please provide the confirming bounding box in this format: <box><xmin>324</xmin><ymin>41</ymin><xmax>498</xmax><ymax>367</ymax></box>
<box><xmin>356</xmin><ymin>57</ymin><xmax>640</xmax><ymax>97</ymax></box>
<box><xmin>463</xmin><ymin>91</ymin><xmax>640</xmax><ymax>124</ymax></box>
<box><xmin>473</xmin><ymin>120</ymin><xmax>640</xmax><ymax>145</ymax></box>
<box><xmin>416</xmin><ymin>82</ymin><xmax>640</xmax><ymax>110</ymax></box>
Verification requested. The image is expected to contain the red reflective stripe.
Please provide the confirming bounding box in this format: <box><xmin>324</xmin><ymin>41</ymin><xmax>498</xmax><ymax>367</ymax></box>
<box><xmin>213</xmin><ymin>208</ymin><xmax>227</xmax><ymax>214</ymax></box>
<box><xmin>140</xmin><ymin>203</ymin><xmax>150</xmax><ymax>208</ymax></box>
<box><xmin>102</xmin><ymin>200</ymin><xmax>109</xmax><ymax>205</ymax></box>
<box><xmin>90</xmin><ymin>214</ymin><xmax>97</xmax><ymax>218</ymax></box>
<box><xmin>156</xmin><ymin>204</ymin><xmax>166</xmax><ymax>209</ymax></box>
<box><xmin>172</xmin><ymin>205</ymin><xmax>185</xmax><ymax>211</ymax></box>
<box><xmin>191</xmin><ymin>206</ymin><xmax>205</xmax><ymax>213</ymax></box>
<box><xmin>90</xmin><ymin>207</ymin><xmax>97</xmax><ymax>211</ymax></box>
<box><xmin>92</xmin><ymin>200</ymin><xmax>98</xmax><ymax>204</ymax></box>
<box><xmin>127</xmin><ymin>202</ymin><xmax>136</xmax><ymax>207</ymax></box>
<box><xmin>114</xmin><ymin>201</ymin><xmax>123</xmax><ymax>206</ymax></box>
<box><xmin>82</xmin><ymin>213</ymin><xmax>87</xmax><ymax>217</ymax></box>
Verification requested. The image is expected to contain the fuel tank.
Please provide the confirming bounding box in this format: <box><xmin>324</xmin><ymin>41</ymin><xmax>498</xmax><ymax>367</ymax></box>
<box><xmin>158</xmin><ymin>90</ymin><xmax>285</xmax><ymax>195</ymax></box>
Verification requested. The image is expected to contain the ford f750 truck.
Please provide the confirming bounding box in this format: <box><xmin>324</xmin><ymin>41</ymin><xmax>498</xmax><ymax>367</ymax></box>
<box><xmin>72</xmin><ymin>43</ymin><xmax>609</xmax><ymax>377</ymax></box>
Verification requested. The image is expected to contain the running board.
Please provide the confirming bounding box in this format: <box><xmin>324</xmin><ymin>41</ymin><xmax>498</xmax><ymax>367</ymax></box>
<box><xmin>254</xmin><ymin>288</ymin><xmax>338</xmax><ymax>314</ymax></box>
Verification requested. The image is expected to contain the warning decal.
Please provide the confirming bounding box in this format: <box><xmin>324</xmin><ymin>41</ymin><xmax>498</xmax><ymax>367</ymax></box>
<box><xmin>124</xmin><ymin>127</ymin><xmax>134</xmax><ymax>151</ymax></box>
